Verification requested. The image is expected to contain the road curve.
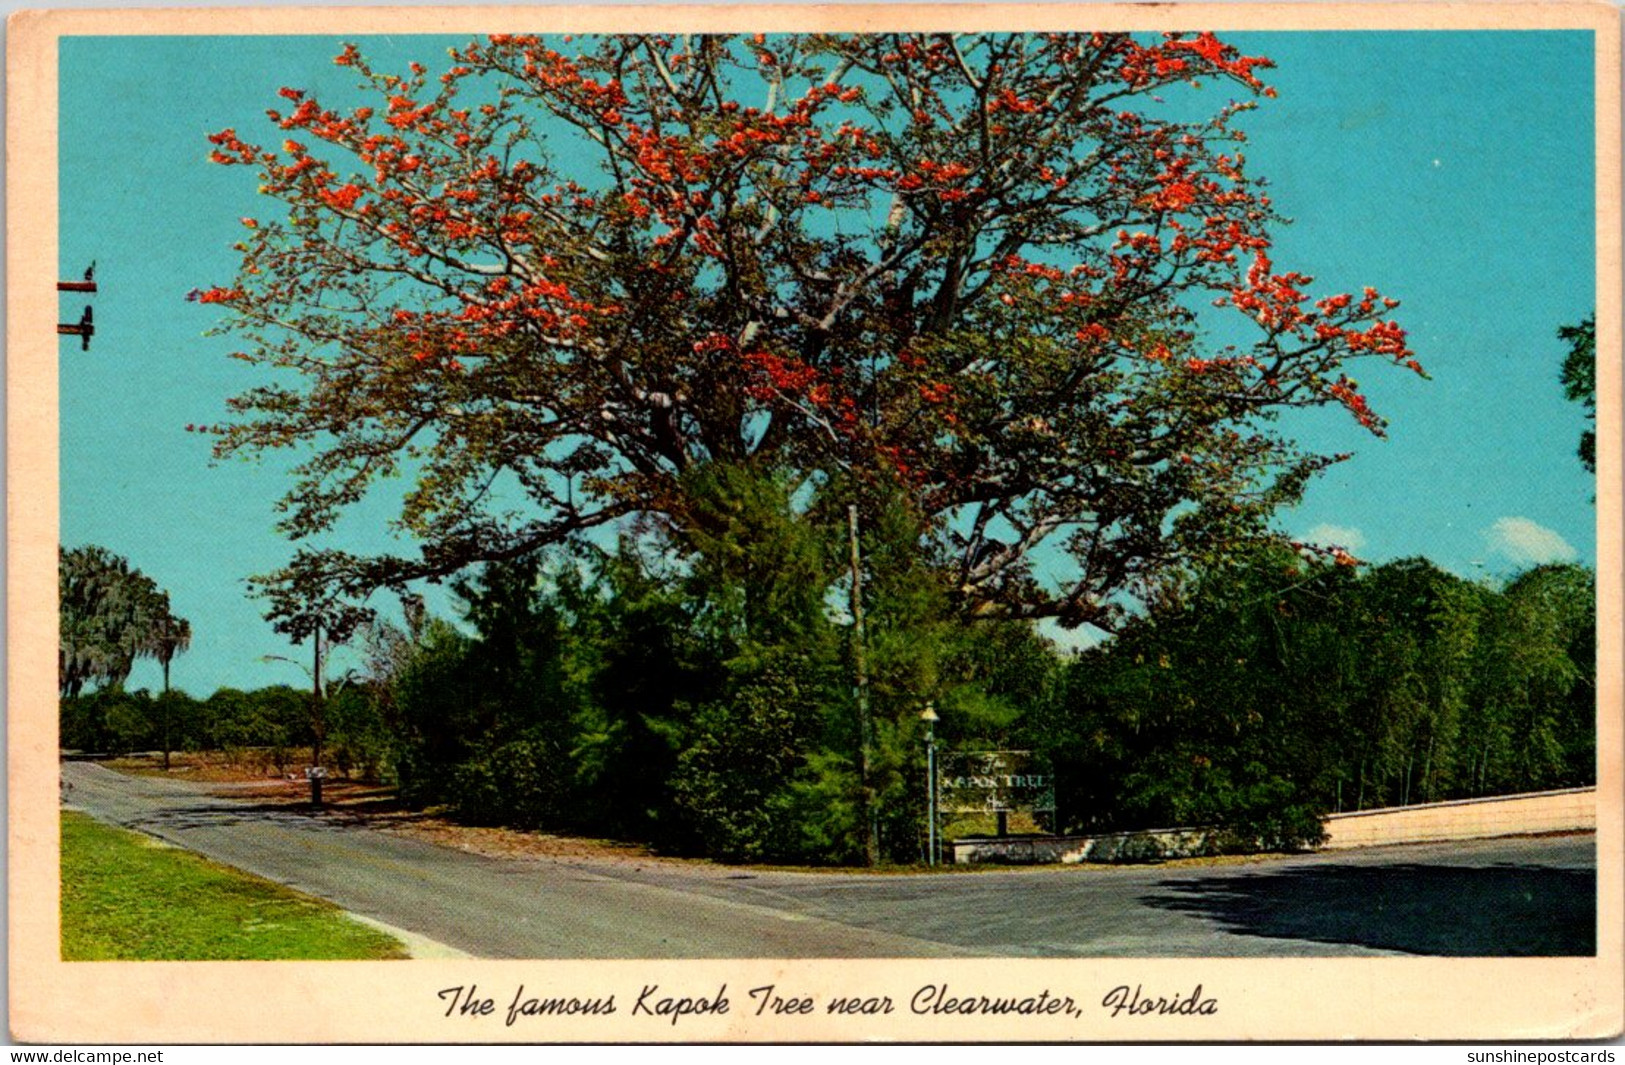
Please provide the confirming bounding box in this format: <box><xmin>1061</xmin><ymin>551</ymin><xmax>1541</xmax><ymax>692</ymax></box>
<box><xmin>60</xmin><ymin>761</ymin><xmax>969</xmax><ymax>958</ymax></box>
<box><xmin>60</xmin><ymin>761</ymin><xmax>1596</xmax><ymax>959</ymax></box>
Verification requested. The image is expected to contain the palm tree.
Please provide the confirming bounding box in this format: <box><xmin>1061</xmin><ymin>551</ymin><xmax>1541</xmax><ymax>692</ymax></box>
<box><xmin>153</xmin><ymin>614</ymin><xmax>192</xmax><ymax>770</ymax></box>
<box><xmin>60</xmin><ymin>545</ymin><xmax>193</xmax><ymax>762</ymax></box>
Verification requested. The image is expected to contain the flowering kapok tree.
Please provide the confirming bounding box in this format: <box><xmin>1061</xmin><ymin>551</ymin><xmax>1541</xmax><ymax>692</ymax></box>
<box><xmin>197</xmin><ymin>32</ymin><xmax>1420</xmax><ymax>632</ymax></box>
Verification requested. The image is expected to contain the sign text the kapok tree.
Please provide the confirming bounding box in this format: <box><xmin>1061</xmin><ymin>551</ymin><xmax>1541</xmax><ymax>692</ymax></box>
<box><xmin>938</xmin><ymin>750</ymin><xmax>1055</xmax><ymax>815</ymax></box>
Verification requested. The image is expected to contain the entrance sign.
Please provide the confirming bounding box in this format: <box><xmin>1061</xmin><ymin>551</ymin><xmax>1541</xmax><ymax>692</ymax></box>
<box><xmin>937</xmin><ymin>750</ymin><xmax>1055</xmax><ymax>815</ymax></box>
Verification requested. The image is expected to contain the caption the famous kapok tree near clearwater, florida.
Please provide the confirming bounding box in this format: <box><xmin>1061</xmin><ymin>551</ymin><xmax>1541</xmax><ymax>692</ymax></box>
<box><xmin>193</xmin><ymin>32</ymin><xmax>1421</xmax><ymax>631</ymax></box>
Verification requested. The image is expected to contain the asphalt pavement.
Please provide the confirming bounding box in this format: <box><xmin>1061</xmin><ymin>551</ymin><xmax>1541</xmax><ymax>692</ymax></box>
<box><xmin>60</xmin><ymin>760</ymin><xmax>1596</xmax><ymax>959</ymax></box>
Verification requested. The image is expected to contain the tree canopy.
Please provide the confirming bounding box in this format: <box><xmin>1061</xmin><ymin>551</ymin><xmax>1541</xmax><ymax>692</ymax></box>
<box><xmin>197</xmin><ymin>32</ymin><xmax>1421</xmax><ymax>629</ymax></box>
<box><xmin>1558</xmin><ymin>315</ymin><xmax>1595</xmax><ymax>474</ymax></box>
<box><xmin>59</xmin><ymin>545</ymin><xmax>190</xmax><ymax>698</ymax></box>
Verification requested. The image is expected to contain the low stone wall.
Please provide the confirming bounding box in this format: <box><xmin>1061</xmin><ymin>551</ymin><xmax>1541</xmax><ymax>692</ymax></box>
<box><xmin>948</xmin><ymin>826</ymin><xmax>1220</xmax><ymax>865</ymax></box>
<box><xmin>947</xmin><ymin>787</ymin><xmax>1596</xmax><ymax>864</ymax></box>
<box><xmin>1320</xmin><ymin>787</ymin><xmax>1595</xmax><ymax>849</ymax></box>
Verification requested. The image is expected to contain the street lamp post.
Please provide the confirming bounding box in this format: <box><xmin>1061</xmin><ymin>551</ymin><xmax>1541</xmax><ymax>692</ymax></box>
<box><xmin>921</xmin><ymin>702</ymin><xmax>939</xmax><ymax>867</ymax></box>
<box><xmin>261</xmin><ymin>640</ymin><xmax>355</xmax><ymax>809</ymax></box>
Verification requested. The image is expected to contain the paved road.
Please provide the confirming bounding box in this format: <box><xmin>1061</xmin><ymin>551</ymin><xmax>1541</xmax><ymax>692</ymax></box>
<box><xmin>61</xmin><ymin>761</ymin><xmax>1596</xmax><ymax>958</ymax></box>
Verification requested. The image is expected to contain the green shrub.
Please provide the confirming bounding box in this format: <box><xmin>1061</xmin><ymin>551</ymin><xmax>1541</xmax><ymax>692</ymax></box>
<box><xmin>103</xmin><ymin>692</ymin><xmax>155</xmax><ymax>754</ymax></box>
<box><xmin>669</xmin><ymin>653</ymin><xmax>826</xmax><ymax>863</ymax></box>
<box><xmin>447</xmin><ymin>731</ymin><xmax>572</xmax><ymax>829</ymax></box>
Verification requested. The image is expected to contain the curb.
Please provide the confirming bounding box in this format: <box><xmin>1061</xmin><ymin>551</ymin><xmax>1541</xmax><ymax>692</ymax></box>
<box><xmin>344</xmin><ymin>913</ymin><xmax>474</xmax><ymax>959</ymax></box>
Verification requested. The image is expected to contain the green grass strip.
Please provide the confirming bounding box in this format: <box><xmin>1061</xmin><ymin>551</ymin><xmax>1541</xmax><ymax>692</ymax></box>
<box><xmin>60</xmin><ymin>810</ymin><xmax>409</xmax><ymax>961</ymax></box>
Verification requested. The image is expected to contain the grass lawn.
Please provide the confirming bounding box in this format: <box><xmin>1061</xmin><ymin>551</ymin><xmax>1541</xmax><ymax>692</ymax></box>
<box><xmin>60</xmin><ymin>811</ymin><xmax>409</xmax><ymax>960</ymax></box>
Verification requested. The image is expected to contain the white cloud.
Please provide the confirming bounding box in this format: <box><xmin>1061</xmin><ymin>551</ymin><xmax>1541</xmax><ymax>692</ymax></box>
<box><xmin>1302</xmin><ymin>523</ymin><xmax>1366</xmax><ymax>552</ymax></box>
<box><xmin>1485</xmin><ymin>517</ymin><xmax>1577</xmax><ymax>566</ymax></box>
<box><xmin>1037</xmin><ymin>619</ymin><xmax>1109</xmax><ymax>655</ymax></box>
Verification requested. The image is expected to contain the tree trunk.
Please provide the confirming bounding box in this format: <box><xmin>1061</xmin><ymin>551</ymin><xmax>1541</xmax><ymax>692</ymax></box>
<box><xmin>161</xmin><ymin>657</ymin><xmax>171</xmax><ymax>772</ymax></box>
<box><xmin>310</xmin><ymin>620</ymin><xmax>324</xmax><ymax>808</ymax></box>
<box><xmin>848</xmin><ymin>505</ymin><xmax>877</xmax><ymax>867</ymax></box>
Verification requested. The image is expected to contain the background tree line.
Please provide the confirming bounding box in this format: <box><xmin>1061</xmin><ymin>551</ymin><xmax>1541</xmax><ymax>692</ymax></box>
<box><xmin>1028</xmin><ymin>550</ymin><xmax>1594</xmax><ymax>851</ymax></box>
<box><xmin>59</xmin><ymin>683</ymin><xmax>388</xmax><ymax>780</ymax></box>
<box><xmin>63</xmin><ymin>485</ymin><xmax>1595</xmax><ymax>864</ymax></box>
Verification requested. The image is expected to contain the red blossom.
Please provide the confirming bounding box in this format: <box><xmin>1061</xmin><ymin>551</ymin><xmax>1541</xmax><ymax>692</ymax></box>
<box><xmin>194</xmin><ymin>33</ymin><xmax>1420</xmax><ymax>632</ymax></box>
<box><xmin>318</xmin><ymin>183</ymin><xmax>364</xmax><ymax>211</ymax></box>
<box><xmin>188</xmin><ymin>286</ymin><xmax>244</xmax><ymax>304</ymax></box>
<box><xmin>1076</xmin><ymin>323</ymin><xmax>1112</xmax><ymax>346</ymax></box>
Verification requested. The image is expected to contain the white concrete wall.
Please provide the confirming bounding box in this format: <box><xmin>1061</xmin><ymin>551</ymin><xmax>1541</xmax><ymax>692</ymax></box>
<box><xmin>1320</xmin><ymin>787</ymin><xmax>1595</xmax><ymax>849</ymax></box>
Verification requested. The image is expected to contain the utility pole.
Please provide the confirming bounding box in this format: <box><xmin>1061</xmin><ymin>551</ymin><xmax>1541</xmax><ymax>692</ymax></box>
<box><xmin>309</xmin><ymin>618</ymin><xmax>324</xmax><ymax>807</ymax></box>
<box><xmin>921</xmin><ymin>702</ymin><xmax>939</xmax><ymax>866</ymax></box>
<box><xmin>262</xmin><ymin>608</ymin><xmax>343</xmax><ymax>809</ymax></box>
<box><xmin>848</xmin><ymin>504</ymin><xmax>878</xmax><ymax>866</ymax></box>
<box><xmin>57</xmin><ymin>262</ymin><xmax>97</xmax><ymax>350</ymax></box>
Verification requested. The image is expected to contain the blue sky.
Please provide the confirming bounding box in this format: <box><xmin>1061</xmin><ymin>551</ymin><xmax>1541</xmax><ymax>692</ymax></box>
<box><xmin>57</xmin><ymin>31</ymin><xmax>1598</xmax><ymax>694</ymax></box>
